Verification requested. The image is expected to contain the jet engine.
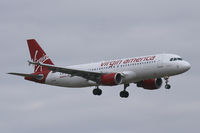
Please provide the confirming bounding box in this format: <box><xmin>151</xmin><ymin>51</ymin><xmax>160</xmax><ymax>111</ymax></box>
<box><xmin>101</xmin><ymin>73</ymin><xmax>122</xmax><ymax>85</ymax></box>
<box><xmin>136</xmin><ymin>78</ymin><xmax>162</xmax><ymax>90</ymax></box>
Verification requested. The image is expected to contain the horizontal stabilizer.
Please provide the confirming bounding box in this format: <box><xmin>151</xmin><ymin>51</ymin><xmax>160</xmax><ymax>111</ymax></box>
<box><xmin>8</xmin><ymin>72</ymin><xmax>43</xmax><ymax>79</ymax></box>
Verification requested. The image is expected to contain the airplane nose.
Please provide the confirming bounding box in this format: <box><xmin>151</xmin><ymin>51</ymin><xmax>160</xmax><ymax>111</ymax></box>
<box><xmin>183</xmin><ymin>61</ymin><xmax>191</xmax><ymax>72</ymax></box>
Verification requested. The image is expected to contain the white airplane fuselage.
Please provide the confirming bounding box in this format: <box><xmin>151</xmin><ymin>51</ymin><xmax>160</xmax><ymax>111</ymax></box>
<box><xmin>45</xmin><ymin>53</ymin><xmax>191</xmax><ymax>88</ymax></box>
<box><xmin>8</xmin><ymin>39</ymin><xmax>191</xmax><ymax>98</ymax></box>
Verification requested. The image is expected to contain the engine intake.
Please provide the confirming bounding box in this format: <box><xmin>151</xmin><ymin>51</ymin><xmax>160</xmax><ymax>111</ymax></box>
<box><xmin>137</xmin><ymin>78</ymin><xmax>162</xmax><ymax>90</ymax></box>
<box><xmin>101</xmin><ymin>73</ymin><xmax>122</xmax><ymax>85</ymax></box>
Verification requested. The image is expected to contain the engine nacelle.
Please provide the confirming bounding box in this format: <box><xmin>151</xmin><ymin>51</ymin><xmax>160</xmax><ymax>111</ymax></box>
<box><xmin>101</xmin><ymin>73</ymin><xmax>122</xmax><ymax>85</ymax></box>
<box><xmin>137</xmin><ymin>78</ymin><xmax>162</xmax><ymax>90</ymax></box>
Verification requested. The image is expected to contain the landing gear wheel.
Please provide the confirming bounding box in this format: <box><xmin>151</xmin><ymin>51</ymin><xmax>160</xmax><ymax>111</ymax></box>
<box><xmin>165</xmin><ymin>84</ymin><xmax>171</xmax><ymax>89</ymax></box>
<box><xmin>120</xmin><ymin>91</ymin><xmax>129</xmax><ymax>98</ymax></box>
<box><xmin>120</xmin><ymin>91</ymin><xmax>124</xmax><ymax>98</ymax></box>
<box><xmin>119</xmin><ymin>84</ymin><xmax>130</xmax><ymax>98</ymax></box>
<box><xmin>164</xmin><ymin>76</ymin><xmax>171</xmax><ymax>89</ymax></box>
<box><xmin>97</xmin><ymin>89</ymin><xmax>102</xmax><ymax>95</ymax></box>
<box><xmin>93</xmin><ymin>88</ymin><xmax>102</xmax><ymax>96</ymax></box>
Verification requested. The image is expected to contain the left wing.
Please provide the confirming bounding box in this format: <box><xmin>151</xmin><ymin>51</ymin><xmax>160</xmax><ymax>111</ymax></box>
<box><xmin>28</xmin><ymin>61</ymin><xmax>105</xmax><ymax>83</ymax></box>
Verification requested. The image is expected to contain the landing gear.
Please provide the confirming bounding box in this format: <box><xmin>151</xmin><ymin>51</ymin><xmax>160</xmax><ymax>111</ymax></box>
<box><xmin>93</xmin><ymin>87</ymin><xmax>102</xmax><ymax>96</ymax></box>
<box><xmin>120</xmin><ymin>84</ymin><xmax>130</xmax><ymax>98</ymax></box>
<box><xmin>165</xmin><ymin>84</ymin><xmax>171</xmax><ymax>89</ymax></box>
<box><xmin>120</xmin><ymin>91</ymin><xmax>129</xmax><ymax>98</ymax></box>
<box><xmin>164</xmin><ymin>76</ymin><xmax>171</xmax><ymax>89</ymax></box>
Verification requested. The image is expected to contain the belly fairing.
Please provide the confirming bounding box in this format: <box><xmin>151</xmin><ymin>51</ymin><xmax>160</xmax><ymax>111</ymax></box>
<box><xmin>45</xmin><ymin>72</ymin><xmax>96</xmax><ymax>88</ymax></box>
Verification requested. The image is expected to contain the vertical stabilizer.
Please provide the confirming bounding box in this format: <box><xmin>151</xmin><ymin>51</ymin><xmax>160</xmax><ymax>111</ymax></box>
<box><xmin>27</xmin><ymin>39</ymin><xmax>54</xmax><ymax>72</ymax></box>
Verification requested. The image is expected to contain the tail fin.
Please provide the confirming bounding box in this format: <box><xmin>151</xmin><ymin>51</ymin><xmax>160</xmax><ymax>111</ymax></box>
<box><xmin>27</xmin><ymin>39</ymin><xmax>54</xmax><ymax>73</ymax></box>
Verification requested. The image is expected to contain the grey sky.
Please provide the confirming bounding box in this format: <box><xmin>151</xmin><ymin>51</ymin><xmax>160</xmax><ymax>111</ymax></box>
<box><xmin>0</xmin><ymin>0</ymin><xmax>200</xmax><ymax>133</ymax></box>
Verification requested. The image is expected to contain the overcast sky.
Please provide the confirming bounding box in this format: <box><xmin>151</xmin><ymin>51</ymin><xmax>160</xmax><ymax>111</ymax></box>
<box><xmin>0</xmin><ymin>0</ymin><xmax>200</xmax><ymax>133</ymax></box>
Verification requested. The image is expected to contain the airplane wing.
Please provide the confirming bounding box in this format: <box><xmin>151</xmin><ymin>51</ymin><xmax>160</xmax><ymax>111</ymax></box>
<box><xmin>28</xmin><ymin>61</ymin><xmax>105</xmax><ymax>83</ymax></box>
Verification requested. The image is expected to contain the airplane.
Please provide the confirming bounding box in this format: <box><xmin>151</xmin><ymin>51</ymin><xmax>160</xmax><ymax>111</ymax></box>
<box><xmin>8</xmin><ymin>39</ymin><xmax>191</xmax><ymax>98</ymax></box>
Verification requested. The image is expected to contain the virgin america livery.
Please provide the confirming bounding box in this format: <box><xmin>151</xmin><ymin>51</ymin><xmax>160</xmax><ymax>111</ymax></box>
<box><xmin>8</xmin><ymin>39</ymin><xmax>191</xmax><ymax>98</ymax></box>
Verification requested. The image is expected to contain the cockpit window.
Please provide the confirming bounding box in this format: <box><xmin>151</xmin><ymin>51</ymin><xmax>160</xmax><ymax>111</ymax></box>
<box><xmin>170</xmin><ymin>58</ymin><xmax>183</xmax><ymax>61</ymax></box>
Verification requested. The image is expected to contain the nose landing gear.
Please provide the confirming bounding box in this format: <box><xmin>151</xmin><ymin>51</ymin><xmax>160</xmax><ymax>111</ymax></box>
<box><xmin>164</xmin><ymin>76</ymin><xmax>171</xmax><ymax>89</ymax></box>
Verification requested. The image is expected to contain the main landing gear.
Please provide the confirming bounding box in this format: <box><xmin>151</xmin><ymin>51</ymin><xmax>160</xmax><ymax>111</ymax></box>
<box><xmin>93</xmin><ymin>84</ymin><xmax>130</xmax><ymax>98</ymax></box>
<box><xmin>120</xmin><ymin>84</ymin><xmax>130</xmax><ymax>98</ymax></box>
<box><xmin>164</xmin><ymin>76</ymin><xmax>171</xmax><ymax>89</ymax></box>
<box><xmin>93</xmin><ymin>86</ymin><xmax>102</xmax><ymax>96</ymax></box>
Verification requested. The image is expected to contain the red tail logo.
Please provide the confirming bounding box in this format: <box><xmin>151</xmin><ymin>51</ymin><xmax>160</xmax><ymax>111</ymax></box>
<box><xmin>27</xmin><ymin>39</ymin><xmax>54</xmax><ymax>72</ymax></box>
